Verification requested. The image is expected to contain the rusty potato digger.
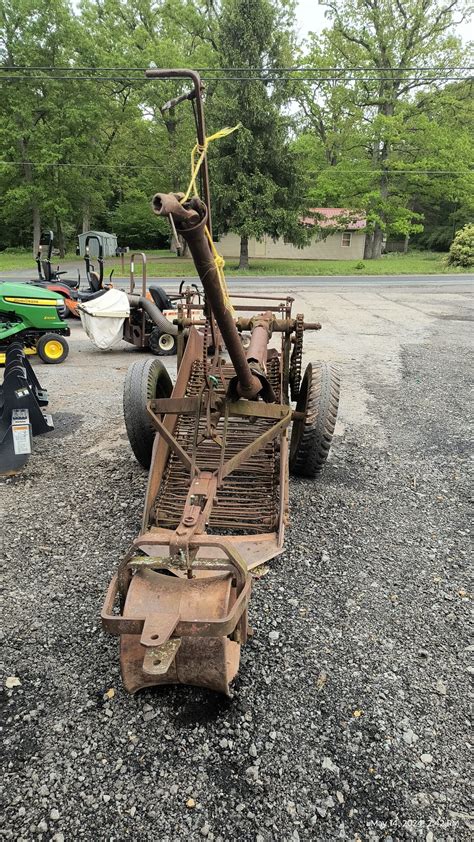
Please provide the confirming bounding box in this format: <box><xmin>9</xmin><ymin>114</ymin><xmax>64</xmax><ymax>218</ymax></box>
<box><xmin>101</xmin><ymin>69</ymin><xmax>341</xmax><ymax>695</ymax></box>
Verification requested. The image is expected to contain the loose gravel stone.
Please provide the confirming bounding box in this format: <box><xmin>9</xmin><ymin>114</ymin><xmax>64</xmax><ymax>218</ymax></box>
<box><xmin>402</xmin><ymin>728</ymin><xmax>418</xmax><ymax>745</ymax></box>
<box><xmin>2</xmin><ymin>285</ymin><xmax>471</xmax><ymax>841</ymax></box>
<box><xmin>434</xmin><ymin>678</ymin><xmax>447</xmax><ymax>695</ymax></box>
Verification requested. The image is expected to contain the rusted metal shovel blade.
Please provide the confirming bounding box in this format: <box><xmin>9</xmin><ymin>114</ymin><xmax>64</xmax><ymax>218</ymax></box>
<box><xmin>119</xmin><ymin>568</ymin><xmax>241</xmax><ymax>694</ymax></box>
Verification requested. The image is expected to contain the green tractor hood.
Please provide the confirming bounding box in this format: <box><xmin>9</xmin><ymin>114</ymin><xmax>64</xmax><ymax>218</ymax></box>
<box><xmin>0</xmin><ymin>281</ymin><xmax>68</xmax><ymax>342</ymax></box>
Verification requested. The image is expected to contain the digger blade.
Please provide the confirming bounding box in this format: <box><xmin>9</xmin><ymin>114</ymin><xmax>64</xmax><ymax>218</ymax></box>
<box><xmin>119</xmin><ymin>568</ymin><xmax>243</xmax><ymax>695</ymax></box>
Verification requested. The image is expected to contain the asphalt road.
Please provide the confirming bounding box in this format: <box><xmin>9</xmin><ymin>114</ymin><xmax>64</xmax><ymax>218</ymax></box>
<box><xmin>1</xmin><ymin>264</ymin><xmax>473</xmax><ymax>288</ymax></box>
<box><xmin>145</xmin><ymin>273</ymin><xmax>474</xmax><ymax>288</ymax></box>
<box><xmin>2</xmin><ymin>279</ymin><xmax>473</xmax><ymax>840</ymax></box>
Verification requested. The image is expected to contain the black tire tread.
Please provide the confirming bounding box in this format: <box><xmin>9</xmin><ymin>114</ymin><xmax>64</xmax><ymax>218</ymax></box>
<box><xmin>290</xmin><ymin>362</ymin><xmax>340</xmax><ymax>478</ymax></box>
<box><xmin>123</xmin><ymin>357</ymin><xmax>173</xmax><ymax>469</ymax></box>
<box><xmin>149</xmin><ymin>329</ymin><xmax>177</xmax><ymax>357</ymax></box>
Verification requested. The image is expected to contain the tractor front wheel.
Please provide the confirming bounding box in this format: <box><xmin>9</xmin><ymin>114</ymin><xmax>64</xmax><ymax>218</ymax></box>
<box><xmin>36</xmin><ymin>334</ymin><xmax>69</xmax><ymax>365</ymax></box>
<box><xmin>289</xmin><ymin>362</ymin><xmax>340</xmax><ymax>478</ymax></box>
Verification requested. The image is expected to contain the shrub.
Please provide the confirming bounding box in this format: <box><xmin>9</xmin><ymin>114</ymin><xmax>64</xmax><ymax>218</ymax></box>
<box><xmin>448</xmin><ymin>223</ymin><xmax>474</xmax><ymax>267</ymax></box>
<box><xmin>109</xmin><ymin>198</ymin><xmax>170</xmax><ymax>250</ymax></box>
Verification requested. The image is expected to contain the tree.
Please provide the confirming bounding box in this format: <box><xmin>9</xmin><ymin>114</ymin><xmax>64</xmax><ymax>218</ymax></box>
<box><xmin>0</xmin><ymin>0</ymin><xmax>214</xmax><ymax>254</ymax></box>
<box><xmin>209</xmin><ymin>0</ymin><xmax>310</xmax><ymax>269</ymax></box>
<box><xmin>0</xmin><ymin>0</ymin><xmax>79</xmax><ymax>253</ymax></box>
<box><xmin>291</xmin><ymin>38</ymin><xmax>373</xmax><ymax>225</ymax></box>
<box><xmin>407</xmin><ymin>80</ymin><xmax>474</xmax><ymax>249</ymax></box>
<box><xmin>303</xmin><ymin>0</ymin><xmax>472</xmax><ymax>257</ymax></box>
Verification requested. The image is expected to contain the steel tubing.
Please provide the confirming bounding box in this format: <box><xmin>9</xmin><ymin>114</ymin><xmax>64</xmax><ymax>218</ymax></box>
<box><xmin>174</xmin><ymin>206</ymin><xmax>263</xmax><ymax>400</ymax></box>
<box><xmin>246</xmin><ymin>312</ymin><xmax>273</xmax><ymax>369</ymax></box>
<box><xmin>177</xmin><ymin>317</ymin><xmax>322</xmax><ymax>332</ymax></box>
<box><xmin>144</xmin><ymin>68</ymin><xmax>212</xmax><ymax>233</ymax></box>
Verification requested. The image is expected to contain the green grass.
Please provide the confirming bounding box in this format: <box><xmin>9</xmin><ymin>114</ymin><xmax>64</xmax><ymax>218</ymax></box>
<box><xmin>223</xmin><ymin>252</ymin><xmax>472</xmax><ymax>276</ymax></box>
<box><xmin>109</xmin><ymin>249</ymin><xmax>473</xmax><ymax>276</ymax></box>
<box><xmin>0</xmin><ymin>249</ymin><xmax>170</xmax><ymax>273</ymax></box>
<box><xmin>0</xmin><ymin>250</ymin><xmax>82</xmax><ymax>272</ymax></box>
<box><xmin>0</xmin><ymin>248</ymin><xmax>472</xmax><ymax>276</ymax></box>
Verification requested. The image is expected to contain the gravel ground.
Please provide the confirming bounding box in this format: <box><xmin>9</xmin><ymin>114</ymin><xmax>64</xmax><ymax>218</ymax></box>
<box><xmin>1</xmin><ymin>282</ymin><xmax>473</xmax><ymax>841</ymax></box>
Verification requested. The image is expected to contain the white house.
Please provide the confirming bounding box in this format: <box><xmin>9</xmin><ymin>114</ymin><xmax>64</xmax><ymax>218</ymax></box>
<box><xmin>217</xmin><ymin>208</ymin><xmax>367</xmax><ymax>260</ymax></box>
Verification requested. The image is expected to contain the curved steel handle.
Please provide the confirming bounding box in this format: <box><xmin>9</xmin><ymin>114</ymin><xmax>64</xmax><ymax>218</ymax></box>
<box><xmin>144</xmin><ymin>68</ymin><xmax>204</xmax><ymax>143</ymax></box>
<box><xmin>144</xmin><ymin>68</ymin><xmax>212</xmax><ymax>234</ymax></box>
<box><xmin>130</xmin><ymin>252</ymin><xmax>147</xmax><ymax>295</ymax></box>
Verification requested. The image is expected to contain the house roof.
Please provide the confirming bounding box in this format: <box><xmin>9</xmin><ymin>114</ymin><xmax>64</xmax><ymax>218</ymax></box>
<box><xmin>301</xmin><ymin>208</ymin><xmax>366</xmax><ymax>231</ymax></box>
<box><xmin>79</xmin><ymin>230</ymin><xmax>117</xmax><ymax>239</ymax></box>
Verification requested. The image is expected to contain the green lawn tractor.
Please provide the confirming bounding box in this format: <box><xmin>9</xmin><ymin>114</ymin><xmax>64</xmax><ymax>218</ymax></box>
<box><xmin>0</xmin><ymin>282</ymin><xmax>70</xmax><ymax>364</ymax></box>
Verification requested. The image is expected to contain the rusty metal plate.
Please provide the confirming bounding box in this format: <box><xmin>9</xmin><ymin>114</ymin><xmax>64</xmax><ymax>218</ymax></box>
<box><xmin>142</xmin><ymin>639</ymin><xmax>182</xmax><ymax>675</ymax></box>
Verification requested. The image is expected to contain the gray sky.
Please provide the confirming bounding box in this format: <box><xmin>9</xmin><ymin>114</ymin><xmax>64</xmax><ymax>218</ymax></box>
<box><xmin>295</xmin><ymin>0</ymin><xmax>327</xmax><ymax>39</ymax></box>
<box><xmin>294</xmin><ymin>0</ymin><xmax>473</xmax><ymax>43</ymax></box>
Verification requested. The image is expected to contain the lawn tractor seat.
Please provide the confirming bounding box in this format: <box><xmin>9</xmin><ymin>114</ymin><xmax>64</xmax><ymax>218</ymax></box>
<box><xmin>55</xmin><ymin>275</ymin><xmax>79</xmax><ymax>290</ymax></box>
<box><xmin>149</xmin><ymin>283</ymin><xmax>173</xmax><ymax>311</ymax></box>
<box><xmin>86</xmin><ymin>267</ymin><xmax>114</xmax><ymax>293</ymax></box>
<box><xmin>41</xmin><ymin>260</ymin><xmax>69</xmax><ymax>284</ymax></box>
<box><xmin>77</xmin><ymin>289</ymin><xmax>108</xmax><ymax>303</ymax></box>
<box><xmin>88</xmin><ymin>270</ymin><xmax>102</xmax><ymax>293</ymax></box>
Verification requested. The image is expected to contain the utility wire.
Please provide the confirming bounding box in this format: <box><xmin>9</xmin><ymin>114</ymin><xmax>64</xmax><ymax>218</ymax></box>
<box><xmin>1</xmin><ymin>75</ymin><xmax>471</xmax><ymax>82</ymax></box>
<box><xmin>1</xmin><ymin>65</ymin><xmax>473</xmax><ymax>71</ymax></box>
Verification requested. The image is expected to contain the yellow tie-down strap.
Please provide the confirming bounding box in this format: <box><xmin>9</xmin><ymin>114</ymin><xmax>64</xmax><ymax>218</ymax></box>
<box><xmin>181</xmin><ymin>123</ymin><xmax>242</xmax><ymax>314</ymax></box>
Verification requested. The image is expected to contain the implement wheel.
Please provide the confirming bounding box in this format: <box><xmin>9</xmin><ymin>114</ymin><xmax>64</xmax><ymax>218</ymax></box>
<box><xmin>289</xmin><ymin>362</ymin><xmax>340</xmax><ymax>478</ymax></box>
<box><xmin>149</xmin><ymin>328</ymin><xmax>177</xmax><ymax>356</ymax></box>
<box><xmin>123</xmin><ymin>357</ymin><xmax>173</xmax><ymax>469</ymax></box>
<box><xmin>36</xmin><ymin>333</ymin><xmax>69</xmax><ymax>364</ymax></box>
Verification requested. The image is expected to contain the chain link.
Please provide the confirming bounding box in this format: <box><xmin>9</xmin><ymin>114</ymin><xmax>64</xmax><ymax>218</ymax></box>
<box><xmin>289</xmin><ymin>313</ymin><xmax>304</xmax><ymax>401</ymax></box>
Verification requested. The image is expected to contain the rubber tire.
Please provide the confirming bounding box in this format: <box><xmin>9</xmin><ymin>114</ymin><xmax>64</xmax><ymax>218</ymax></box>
<box><xmin>289</xmin><ymin>362</ymin><xmax>340</xmax><ymax>478</ymax></box>
<box><xmin>36</xmin><ymin>333</ymin><xmax>69</xmax><ymax>365</ymax></box>
<box><xmin>149</xmin><ymin>328</ymin><xmax>177</xmax><ymax>356</ymax></box>
<box><xmin>123</xmin><ymin>357</ymin><xmax>173</xmax><ymax>469</ymax></box>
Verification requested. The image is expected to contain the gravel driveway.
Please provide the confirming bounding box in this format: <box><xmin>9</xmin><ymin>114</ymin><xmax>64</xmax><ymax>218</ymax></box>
<box><xmin>2</xmin><ymin>281</ymin><xmax>472</xmax><ymax>841</ymax></box>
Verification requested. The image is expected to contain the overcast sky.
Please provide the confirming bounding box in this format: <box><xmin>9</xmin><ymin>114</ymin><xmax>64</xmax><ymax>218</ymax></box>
<box><xmin>295</xmin><ymin>0</ymin><xmax>327</xmax><ymax>40</ymax></box>
<box><xmin>294</xmin><ymin>0</ymin><xmax>473</xmax><ymax>43</ymax></box>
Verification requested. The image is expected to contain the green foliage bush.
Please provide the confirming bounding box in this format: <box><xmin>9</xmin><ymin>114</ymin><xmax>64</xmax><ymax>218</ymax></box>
<box><xmin>109</xmin><ymin>199</ymin><xmax>170</xmax><ymax>250</ymax></box>
<box><xmin>448</xmin><ymin>224</ymin><xmax>474</xmax><ymax>267</ymax></box>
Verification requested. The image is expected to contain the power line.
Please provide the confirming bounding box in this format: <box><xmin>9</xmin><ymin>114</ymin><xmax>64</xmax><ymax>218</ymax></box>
<box><xmin>1</xmin><ymin>65</ymin><xmax>473</xmax><ymax>71</ymax></box>
<box><xmin>0</xmin><ymin>75</ymin><xmax>471</xmax><ymax>82</ymax></box>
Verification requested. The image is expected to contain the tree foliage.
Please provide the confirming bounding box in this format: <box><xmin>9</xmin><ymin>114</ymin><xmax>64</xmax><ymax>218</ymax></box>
<box><xmin>0</xmin><ymin>0</ymin><xmax>472</xmax><ymax>260</ymax></box>
<box><xmin>295</xmin><ymin>0</ymin><xmax>473</xmax><ymax>257</ymax></box>
<box><xmin>209</xmin><ymin>0</ymin><xmax>310</xmax><ymax>268</ymax></box>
